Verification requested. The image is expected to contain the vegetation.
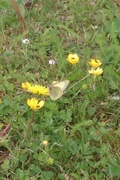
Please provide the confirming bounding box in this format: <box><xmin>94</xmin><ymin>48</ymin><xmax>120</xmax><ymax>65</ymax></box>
<box><xmin>0</xmin><ymin>0</ymin><xmax>120</xmax><ymax>179</ymax></box>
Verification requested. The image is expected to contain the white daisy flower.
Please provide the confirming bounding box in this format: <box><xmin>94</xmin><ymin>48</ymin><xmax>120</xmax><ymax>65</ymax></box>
<box><xmin>22</xmin><ymin>38</ymin><xmax>30</xmax><ymax>44</ymax></box>
<box><xmin>49</xmin><ymin>59</ymin><xmax>56</xmax><ymax>65</ymax></box>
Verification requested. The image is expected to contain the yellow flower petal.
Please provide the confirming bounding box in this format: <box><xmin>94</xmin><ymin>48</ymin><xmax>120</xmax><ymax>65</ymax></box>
<box><xmin>88</xmin><ymin>59</ymin><xmax>102</xmax><ymax>69</ymax></box>
<box><xmin>88</xmin><ymin>67</ymin><xmax>103</xmax><ymax>78</ymax></box>
<box><xmin>37</xmin><ymin>100</ymin><xmax>45</xmax><ymax>108</ymax></box>
<box><xmin>22</xmin><ymin>82</ymin><xmax>31</xmax><ymax>89</ymax></box>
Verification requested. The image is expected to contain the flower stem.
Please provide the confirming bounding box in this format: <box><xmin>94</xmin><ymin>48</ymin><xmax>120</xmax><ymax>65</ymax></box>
<box><xmin>11</xmin><ymin>0</ymin><xmax>28</xmax><ymax>39</ymax></box>
<box><xmin>66</xmin><ymin>74</ymin><xmax>90</xmax><ymax>93</ymax></box>
<box><xmin>22</xmin><ymin>111</ymin><xmax>35</xmax><ymax>143</ymax></box>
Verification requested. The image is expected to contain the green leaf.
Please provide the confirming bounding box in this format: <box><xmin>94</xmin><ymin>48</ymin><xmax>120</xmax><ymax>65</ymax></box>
<box><xmin>1</xmin><ymin>159</ymin><xmax>10</xmax><ymax>171</ymax></box>
<box><xmin>4</xmin><ymin>81</ymin><xmax>14</xmax><ymax>91</ymax></box>
<box><xmin>107</xmin><ymin>165</ymin><xmax>120</xmax><ymax>177</ymax></box>
<box><xmin>71</xmin><ymin>120</ymin><xmax>93</xmax><ymax>134</ymax></box>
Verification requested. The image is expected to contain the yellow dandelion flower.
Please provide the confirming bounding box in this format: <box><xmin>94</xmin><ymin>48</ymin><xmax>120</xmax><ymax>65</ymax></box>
<box><xmin>89</xmin><ymin>59</ymin><xmax>102</xmax><ymax>69</ymax></box>
<box><xmin>22</xmin><ymin>82</ymin><xmax>50</xmax><ymax>96</ymax></box>
<box><xmin>67</xmin><ymin>54</ymin><xmax>79</xmax><ymax>65</ymax></box>
<box><xmin>28</xmin><ymin>85</ymin><xmax>50</xmax><ymax>96</ymax></box>
<box><xmin>88</xmin><ymin>67</ymin><xmax>103</xmax><ymax>78</ymax></box>
<box><xmin>27</xmin><ymin>98</ymin><xmax>44</xmax><ymax>111</ymax></box>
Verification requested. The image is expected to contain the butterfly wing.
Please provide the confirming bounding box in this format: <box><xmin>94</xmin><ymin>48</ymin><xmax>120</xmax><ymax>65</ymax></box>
<box><xmin>53</xmin><ymin>80</ymin><xmax>69</xmax><ymax>91</ymax></box>
<box><xmin>50</xmin><ymin>86</ymin><xmax>63</xmax><ymax>100</ymax></box>
<box><xmin>50</xmin><ymin>80</ymin><xmax>69</xmax><ymax>100</ymax></box>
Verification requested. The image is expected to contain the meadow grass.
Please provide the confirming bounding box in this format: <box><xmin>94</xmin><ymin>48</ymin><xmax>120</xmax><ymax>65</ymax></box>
<box><xmin>0</xmin><ymin>0</ymin><xmax>120</xmax><ymax>179</ymax></box>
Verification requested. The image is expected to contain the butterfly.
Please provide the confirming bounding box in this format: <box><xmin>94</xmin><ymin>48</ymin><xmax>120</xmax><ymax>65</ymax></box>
<box><xmin>50</xmin><ymin>80</ymin><xmax>69</xmax><ymax>100</ymax></box>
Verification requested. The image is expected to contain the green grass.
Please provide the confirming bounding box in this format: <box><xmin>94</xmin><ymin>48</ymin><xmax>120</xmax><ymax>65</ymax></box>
<box><xmin>0</xmin><ymin>0</ymin><xmax>120</xmax><ymax>179</ymax></box>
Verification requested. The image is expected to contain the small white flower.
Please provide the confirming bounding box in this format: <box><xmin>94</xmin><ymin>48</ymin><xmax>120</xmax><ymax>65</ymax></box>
<box><xmin>22</xmin><ymin>38</ymin><xmax>30</xmax><ymax>44</ymax></box>
<box><xmin>92</xmin><ymin>25</ymin><xmax>98</xmax><ymax>30</ymax></box>
<box><xmin>49</xmin><ymin>59</ymin><xmax>56</xmax><ymax>65</ymax></box>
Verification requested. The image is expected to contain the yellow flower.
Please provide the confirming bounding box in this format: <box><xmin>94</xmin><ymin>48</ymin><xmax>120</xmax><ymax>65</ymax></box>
<box><xmin>28</xmin><ymin>85</ymin><xmax>50</xmax><ymax>96</ymax></box>
<box><xmin>27</xmin><ymin>98</ymin><xmax>44</xmax><ymax>111</ymax></box>
<box><xmin>89</xmin><ymin>59</ymin><xmax>102</xmax><ymax>68</ymax></box>
<box><xmin>88</xmin><ymin>67</ymin><xmax>103</xmax><ymax>78</ymax></box>
<box><xmin>22</xmin><ymin>82</ymin><xmax>31</xmax><ymax>89</ymax></box>
<box><xmin>67</xmin><ymin>54</ymin><xmax>79</xmax><ymax>64</ymax></box>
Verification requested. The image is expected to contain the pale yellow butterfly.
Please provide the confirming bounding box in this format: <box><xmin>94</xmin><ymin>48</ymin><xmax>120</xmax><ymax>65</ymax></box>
<box><xmin>50</xmin><ymin>80</ymin><xmax>69</xmax><ymax>100</ymax></box>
